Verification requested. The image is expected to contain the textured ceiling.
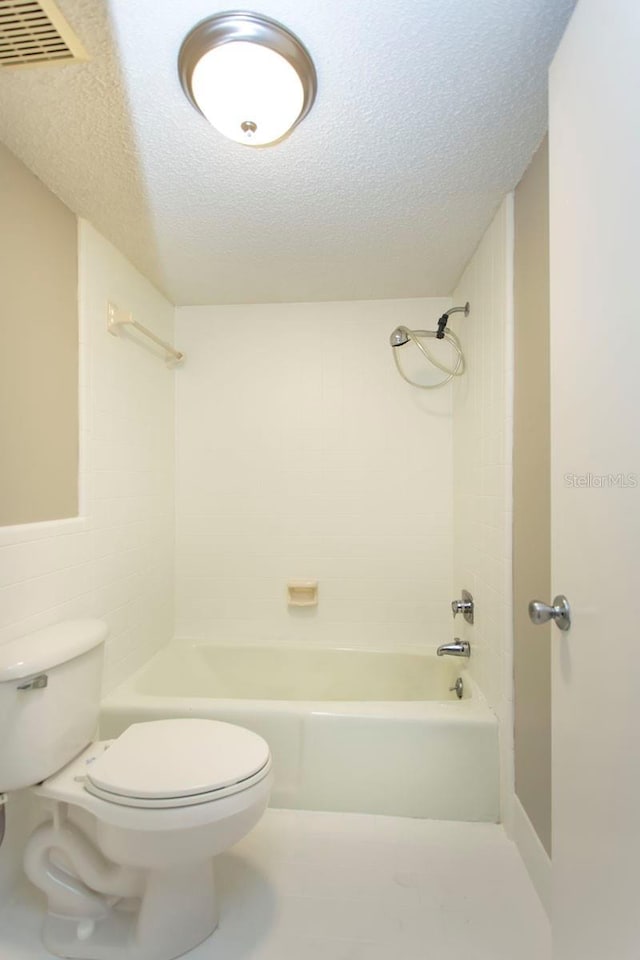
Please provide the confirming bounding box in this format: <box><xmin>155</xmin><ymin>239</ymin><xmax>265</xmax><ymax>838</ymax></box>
<box><xmin>0</xmin><ymin>0</ymin><xmax>575</xmax><ymax>305</ymax></box>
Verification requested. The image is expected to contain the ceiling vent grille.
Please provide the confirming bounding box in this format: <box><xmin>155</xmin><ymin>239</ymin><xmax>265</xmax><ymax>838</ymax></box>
<box><xmin>0</xmin><ymin>0</ymin><xmax>87</xmax><ymax>68</ymax></box>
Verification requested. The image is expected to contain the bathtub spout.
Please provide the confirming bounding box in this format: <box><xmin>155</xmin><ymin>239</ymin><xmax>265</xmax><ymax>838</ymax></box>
<box><xmin>437</xmin><ymin>640</ymin><xmax>470</xmax><ymax>658</ymax></box>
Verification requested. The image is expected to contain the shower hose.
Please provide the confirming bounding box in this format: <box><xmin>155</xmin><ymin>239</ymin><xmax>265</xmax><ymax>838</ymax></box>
<box><xmin>392</xmin><ymin>327</ymin><xmax>466</xmax><ymax>389</ymax></box>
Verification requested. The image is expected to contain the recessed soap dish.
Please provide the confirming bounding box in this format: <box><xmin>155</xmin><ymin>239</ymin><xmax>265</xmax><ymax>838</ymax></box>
<box><xmin>287</xmin><ymin>580</ymin><xmax>318</xmax><ymax>607</ymax></box>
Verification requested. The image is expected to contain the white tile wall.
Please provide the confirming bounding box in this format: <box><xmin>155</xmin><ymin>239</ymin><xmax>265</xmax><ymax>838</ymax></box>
<box><xmin>450</xmin><ymin>197</ymin><xmax>515</xmax><ymax>821</ymax></box>
<box><xmin>175</xmin><ymin>299</ymin><xmax>454</xmax><ymax>649</ymax></box>
<box><xmin>0</xmin><ymin>221</ymin><xmax>175</xmax><ymax>897</ymax></box>
<box><xmin>0</xmin><ymin>221</ymin><xmax>175</xmax><ymax>689</ymax></box>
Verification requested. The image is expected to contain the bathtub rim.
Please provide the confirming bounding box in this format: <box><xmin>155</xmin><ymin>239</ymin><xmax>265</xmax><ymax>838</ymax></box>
<box><xmin>101</xmin><ymin>639</ymin><xmax>496</xmax><ymax>723</ymax></box>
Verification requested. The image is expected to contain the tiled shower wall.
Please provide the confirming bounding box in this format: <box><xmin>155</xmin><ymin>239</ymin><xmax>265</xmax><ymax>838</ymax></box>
<box><xmin>175</xmin><ymin>299</ymin><xmax>454</xmax><ymax>649</ymax></box>
<box><xmin>0</xmin><ymin>221</ymin><xmax>175</xmax><ymax>898</ymax></box>
<box><xmin>450</xmin><ymin>197</ymin><xmax>515</xmax><ymax>819</ymax></box>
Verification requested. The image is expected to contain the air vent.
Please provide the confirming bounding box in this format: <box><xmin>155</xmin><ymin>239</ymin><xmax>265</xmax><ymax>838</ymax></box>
<box><xmin>0</xmin><ymin>0</ymin><xmax>87</xmax><ymax>68</ymax></box>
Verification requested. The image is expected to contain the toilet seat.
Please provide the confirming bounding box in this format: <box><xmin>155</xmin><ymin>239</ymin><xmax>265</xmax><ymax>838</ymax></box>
<box><xmin>83</xmin><ymin>719</ymin><xmax>272</xmax><ymax>810</ymax></box>
<box><xmin>85</xmin><ymin>761</ymin><xmax>272</xmax><ymax>809</ymax></box>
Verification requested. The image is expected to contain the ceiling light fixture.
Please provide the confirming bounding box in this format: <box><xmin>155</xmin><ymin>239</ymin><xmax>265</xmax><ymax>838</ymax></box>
<box><xmin>178</xmin><ymin>11</ymin><xmax>317</xmax><ymax>147</ymax></box>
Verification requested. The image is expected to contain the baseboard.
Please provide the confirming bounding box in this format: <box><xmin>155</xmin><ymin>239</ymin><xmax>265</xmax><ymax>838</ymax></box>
<box><xmin>512</xmin><ymin>794</ymin><xmax>551</xmax><ymax>917</ymax></box>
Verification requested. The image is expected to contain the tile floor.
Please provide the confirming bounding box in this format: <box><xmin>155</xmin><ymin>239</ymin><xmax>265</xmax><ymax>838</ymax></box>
<box><xmin>0</xmin><ymin>809</ymin><xmax>549</xmax><ymax>960</ymax></box>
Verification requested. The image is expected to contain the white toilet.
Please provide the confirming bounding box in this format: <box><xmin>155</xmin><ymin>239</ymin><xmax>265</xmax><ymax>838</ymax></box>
<box><xmin>0</xmin><ymin>620</ymin><xmax>273</xmax><ymax>960</ymax></box>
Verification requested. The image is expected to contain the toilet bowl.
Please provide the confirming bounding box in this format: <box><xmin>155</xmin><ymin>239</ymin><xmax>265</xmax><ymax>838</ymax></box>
<box><xmin>26</xmin><ymin>719</ymin><xmax>272</xmax><ymax>960</ymax></box>
<box><xmin>0</xmin><ymin>622</ymin><xmax>273</xmax><ymax>960</ymax></box>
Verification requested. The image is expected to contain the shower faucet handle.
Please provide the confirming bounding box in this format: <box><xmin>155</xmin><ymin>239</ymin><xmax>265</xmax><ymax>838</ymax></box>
<box><xmin>451</xmin><ymin>590</ymin><xmax>474</xmax><ymax>624</ymax></box>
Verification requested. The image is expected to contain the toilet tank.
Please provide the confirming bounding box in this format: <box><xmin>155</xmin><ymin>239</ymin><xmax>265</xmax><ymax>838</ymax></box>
<box><xmin>0</xmin><ymin>620</ymin><xmax>107</xmax><ymax>792</ymax></box>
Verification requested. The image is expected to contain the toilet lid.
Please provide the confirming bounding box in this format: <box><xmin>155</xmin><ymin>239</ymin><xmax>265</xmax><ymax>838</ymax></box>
<box><xmin>85</xmin><ymin>719</ymin><xmax>271</xmax><ymax>801</ymax></box>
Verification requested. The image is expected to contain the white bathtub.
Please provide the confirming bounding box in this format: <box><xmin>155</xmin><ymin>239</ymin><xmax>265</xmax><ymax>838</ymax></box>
<box><xmin>100</xmin><ymin>643</ymin><xmax>499</xmax><ymax>821</ymax></box>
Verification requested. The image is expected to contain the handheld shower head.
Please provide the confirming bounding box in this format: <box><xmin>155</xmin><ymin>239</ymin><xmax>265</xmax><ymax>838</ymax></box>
<box><xmin>389</xmin><ymin>327</ymin><xmax>410</xmax><ymax>347</ymax></box>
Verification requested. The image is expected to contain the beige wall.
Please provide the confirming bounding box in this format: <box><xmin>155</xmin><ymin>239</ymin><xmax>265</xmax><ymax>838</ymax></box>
<box><xmin>0</xmin><ymin>142</ymin><xmax>78</xmax><ymax>526</ymax></box>
<box><xmin>513</xmin><ymin>137</ymin><xmax>551</xmax><ymax>855</ymax></box>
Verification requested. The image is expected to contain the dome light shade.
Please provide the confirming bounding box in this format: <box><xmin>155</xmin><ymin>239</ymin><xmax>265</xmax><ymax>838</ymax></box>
<box><xmin>178</xmin><ymin>12</ymin><xmax>317</xmax><ymax>147</ymax></box>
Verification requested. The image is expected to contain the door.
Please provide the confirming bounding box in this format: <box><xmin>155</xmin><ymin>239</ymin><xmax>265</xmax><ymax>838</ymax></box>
<box><xmin>548</xmin><ymin>1</ymin><xmax>640</xmax><ymax>957</ymax></box>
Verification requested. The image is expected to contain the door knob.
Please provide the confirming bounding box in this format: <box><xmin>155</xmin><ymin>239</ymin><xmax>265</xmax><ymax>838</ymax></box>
<box><xmin>528</xmin><ymin>595</ymin><xmax>571</xmax><ymax>631</ymax></box>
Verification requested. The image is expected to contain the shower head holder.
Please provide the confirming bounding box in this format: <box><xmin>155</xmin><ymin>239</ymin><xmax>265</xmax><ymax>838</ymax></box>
<box><xmin>436</xmin><ymin>302</ymin><xmax>470</xmax><ymax>340</ymax></box>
